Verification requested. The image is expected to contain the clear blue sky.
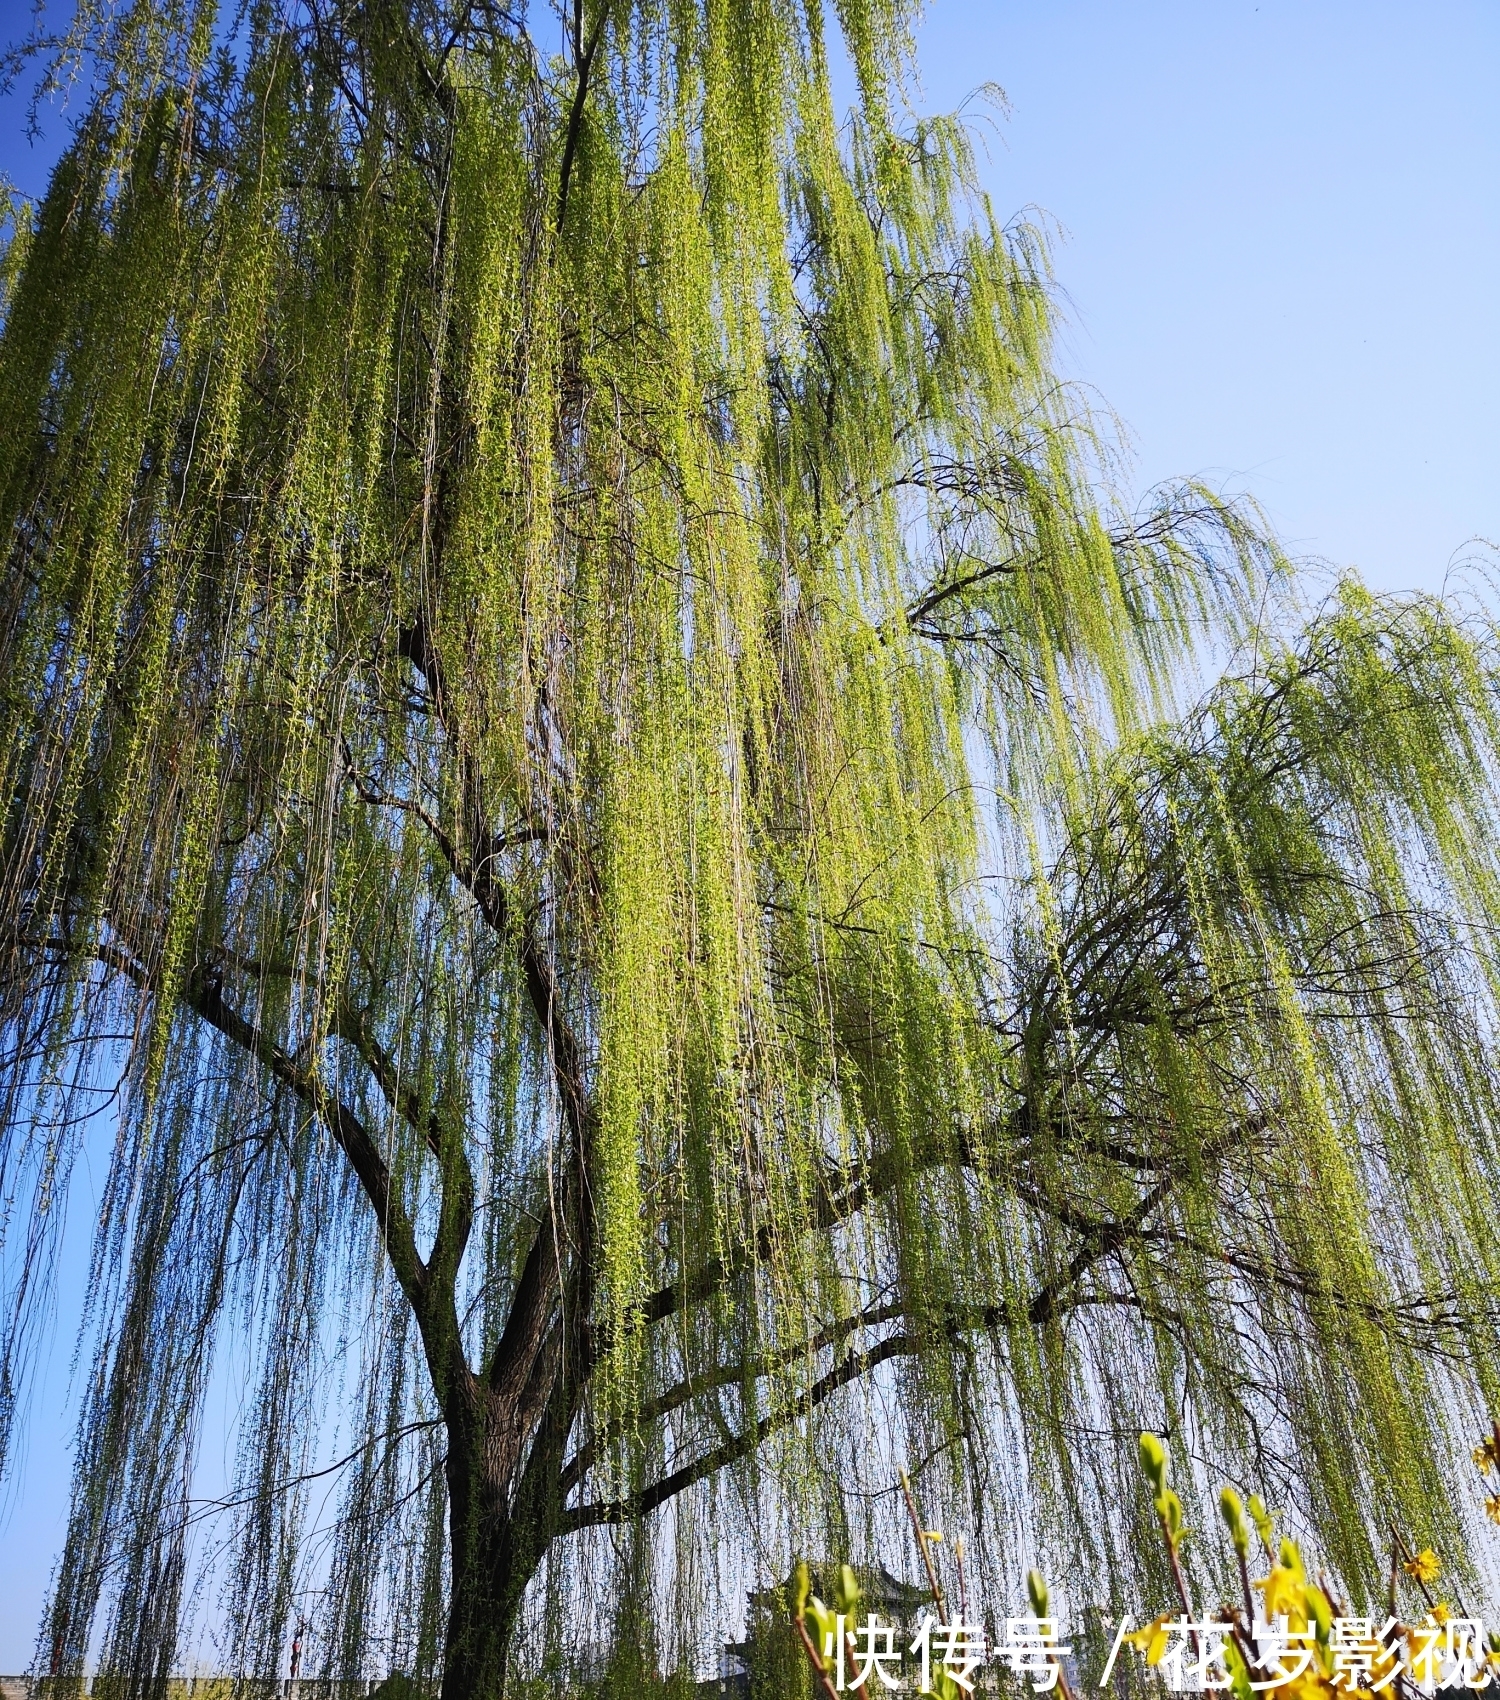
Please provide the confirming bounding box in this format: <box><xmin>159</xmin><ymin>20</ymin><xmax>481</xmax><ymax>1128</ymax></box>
<box><xmin>910</xmin><ymin>0</ymin><xmax>1499</xmax><ymax>595</ymax></box>
<box><xmin>0</xmin><ymin>0</ymin><xmax>1495</xmax><ymax>1670</ymax></box>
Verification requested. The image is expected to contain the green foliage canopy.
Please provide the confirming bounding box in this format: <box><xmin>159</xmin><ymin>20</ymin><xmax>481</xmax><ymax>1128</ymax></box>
<box><xmin>2</xmin><ymin>0</ymin><xmax>1500</xmax><ymax>1694</ymax></box>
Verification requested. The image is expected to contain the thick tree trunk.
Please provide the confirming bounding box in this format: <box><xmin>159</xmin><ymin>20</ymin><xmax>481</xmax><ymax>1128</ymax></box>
<box><xmin>439</xmin><ymin>1531</ymin><xmax>529</xmax><ymax>1700</ymax></box>
<box><xmin>439</xmin><ymin>1448</ymin><xmax>528</xmax><ymax>1700</ymax></box>
<box><xmin>437</xmin><ymin>1386</ymin><xmax>566</xmax><ymax>1700</ymax></box>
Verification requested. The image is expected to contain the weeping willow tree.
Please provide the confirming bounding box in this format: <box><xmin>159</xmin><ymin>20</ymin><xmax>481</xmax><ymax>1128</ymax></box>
<box><xmin>3</xmin><ymin>0</ymin><xmax>1500</xmax><ymax>1693</ymax></box>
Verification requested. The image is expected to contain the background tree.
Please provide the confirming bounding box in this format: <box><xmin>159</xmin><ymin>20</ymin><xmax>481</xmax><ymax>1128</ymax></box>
<box><xmin>2</xmin><ymin>1</ymin><xmax>1500</xmax><ymax>1695</ymax></box>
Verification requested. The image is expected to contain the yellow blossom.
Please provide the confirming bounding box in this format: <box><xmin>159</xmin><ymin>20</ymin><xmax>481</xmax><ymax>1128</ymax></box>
<box><xmin>1432</xmin><ymin>1603</ymin><xmax>1451</xmax><ymax>1625</ymax></box>
<box><xmin>1474</xmin><ymin>1435</ymin><xmax>1500</xmax><ymax>1474</ymax></box>
<box><xmin>1485</xmin><ymin>1494</ymin><xmax>1500</xmax><ymax>1526</ymax></box>
<box><xmin>1126</xmin><ymin>1614</ymin><xmax>1174</xmax><ymax>1666</ymax></box>
<box><xmin>1403</xmin><ymin>1548</ymin><xmax>1441</xmax><ymax>1583</ymax></box>
<box><xmin>1256</xmin><ymin>1565</ymin><xmax>1308</xmax><ymax>1625</ymax></box>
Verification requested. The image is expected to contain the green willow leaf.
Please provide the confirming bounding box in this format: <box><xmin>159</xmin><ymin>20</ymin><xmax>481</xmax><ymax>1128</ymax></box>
<box><xmin>0</xmin><ymin>3</ymin><xmax>1497</xmax><ymax>1697</ymax></box>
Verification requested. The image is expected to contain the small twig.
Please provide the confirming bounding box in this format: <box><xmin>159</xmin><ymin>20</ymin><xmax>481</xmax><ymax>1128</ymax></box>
<box><xmin>1388</xmin><ymin>1523</ymin><xmax>1438</xmax><ymax>1612</ymax></box>
<box><xmin>845</xmin><ymin>1629</ymin><xmax>870</xmax><ymax>1697</ymax></box>
<box><xmin>1228</xmin><ymin>1621</ymin><xmax>1258</xmax><ymax>1696</ymax></box>
<box><xmin>1158</xmin><ymin>1511</ymin><xmax>1201</xmax><ymax>1664</ymax></box>
<box><xmin>900</xmin><ymin>1467</ymin><xmax>948</xmax><ymax>1621</ymax></box>
<box><xmin>793</xmin><ymin>1614</ymin><xmax>844</xmax><ymax>1700</ymax></box>
<box><xmin>1054</xmin><ymin>1642</ymin><xmax>1081</xmax><ymax>1700</ymax></box>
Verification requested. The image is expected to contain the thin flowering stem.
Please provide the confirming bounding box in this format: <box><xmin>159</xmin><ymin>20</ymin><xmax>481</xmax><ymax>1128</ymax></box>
<box><xmin>794</xmin><ymin>1614</ymin><xmax>846</xmax><ymax>1700</ymax></box>
<box><xmin>845</xmin><ymin>1630</ymin><xmax>871</xmax><ymax>1697</ymax></box>
<box><xmin>1164</xmin><ymin>1535</ymin><xmax>1194</xmax><ymax>1624</ymax></box>
<box><xmin>1228</xmin><ymin>1620</ymin><xmax>1259</xmax><ymax>1693</ymax></box>
<box><xmin>1389</xmin><ymin>1525</ymin><xmax>1439</xmax><ymax>1613</ymax></box>
<box><xmin>901</xmin><ymin>1467</ymin><xmax>948</xmax><ymax>1623</ymax></box>
<box><xmin>1156</xmin><ymin>1507</ymin><xmax>1206</xmax><ymax>1670</ymax></box>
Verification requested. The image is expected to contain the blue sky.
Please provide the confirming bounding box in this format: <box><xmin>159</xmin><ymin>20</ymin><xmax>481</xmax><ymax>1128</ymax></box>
<box><xmin>910</xmin><ymin>0</ymin><xmax>1499</xmax><ymax>596</ymax></box>
<box><xmin>0</xmin><ymin>0</ymin><xmax>1496</xmax><ymax>1671</ymax></box>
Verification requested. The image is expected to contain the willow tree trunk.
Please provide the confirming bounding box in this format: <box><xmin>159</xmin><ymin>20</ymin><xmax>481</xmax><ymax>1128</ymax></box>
<box><xmin>439</xmin><ymin>1397</ymin><xmax>555</xmax><ymax>1700</ymax></box>
<box><xmin>441</xmin><ymin>1473</ymin><xmax>526</xmax><ymax>1700</ymax></box>
<box><xmin>430</xmin><ymin>1242</ymin><xmax>579</xmax><ymax>1700</ymax></box>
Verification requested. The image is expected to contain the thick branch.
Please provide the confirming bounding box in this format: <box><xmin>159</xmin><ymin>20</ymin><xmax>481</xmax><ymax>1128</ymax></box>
<box><xmin>561</xmin><ymin>1278</ymin><xmax>1216</xmax><ymax>1525</ymax></box>
<box><xmin>556</xmin><ymin>0</ymin><xmax>610</xmax><ymax>234</ymax></box>
<box><xmin>562</xmin><ymin>1330</ymin><xmax>922</xmax><ymax>1530</ymax></box>
<box><xmin>893</xmin><ymin>495</ymin><xmax>1249</xmax><ymax>639</ymax></box>
<box><xmin>560</xmin><ymin>1299</ymin><xmax>908</xmax><ymax>1498</ymax></box>
<box><xmin>333</xmin><ymin>996</ymin><xmax>476</xmax><ymax>1281</ymax></box>
<box><xmin>394</xmin><ymin>617</ymin><xmax>595</xmax><ymax>1421</ymax></box>
<box><xmin>129</xmin><ymin>952</ymin><xmax>433</xmax><ymax>1312</ymax></box>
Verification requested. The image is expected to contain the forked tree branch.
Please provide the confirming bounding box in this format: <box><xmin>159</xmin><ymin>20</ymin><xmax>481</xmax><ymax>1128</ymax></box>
<box><xmin>91</xmin><ymin>939</ymin><xmax>432</xmax><ymax>1314</ymax></box>
<box><xmin>392</xmin><ymin>617</ymin><xmax>596</xmax><ymax>1421</ymax></box>
<box><xmin>332</xmin><ymin>995</ymin><xmax>477</xmax><ymax>1283</ymax></box>
<box><xmin>559</xmin><ymin>1298</ymin><xmax>910</xmax><ymax>1497</ymax></box>
<box><xmin>562</xmin><ymin>1329</ymin><xmax>923</xmax><ymax>1530</ymax></box>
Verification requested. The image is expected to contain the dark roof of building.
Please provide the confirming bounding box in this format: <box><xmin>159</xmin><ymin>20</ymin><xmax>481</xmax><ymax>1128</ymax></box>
<box><xmin>748</xmin><ymin>1562</ymin><xmax>932</xmax><ymax>1617</ymax></box>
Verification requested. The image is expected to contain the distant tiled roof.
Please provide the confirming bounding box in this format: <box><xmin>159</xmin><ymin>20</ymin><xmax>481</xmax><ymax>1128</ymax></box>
<box><xmin>748</xmin><ymin>1561</ymin><xmax>932</xmax><ymax>1616</ymax></box>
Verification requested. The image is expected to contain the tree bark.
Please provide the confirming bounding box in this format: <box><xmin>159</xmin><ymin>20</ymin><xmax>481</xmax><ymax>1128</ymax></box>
<box><xmin>436</xmin><ymin>1329</ymin><xmax>574</xmax><ymax>1700</ymax></box>
<box><xmin>439</xmin><ymin>1410</ymin><xmax>534</xmax><ymax>1700</ymax></box>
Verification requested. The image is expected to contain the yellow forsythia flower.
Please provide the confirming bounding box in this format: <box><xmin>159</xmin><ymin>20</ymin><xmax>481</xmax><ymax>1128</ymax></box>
<box><xmin>1431</xmin><ymin>1603</ymin><xmax>1452</xmax><ymax>1626</ymax></box>
<box><xmin>1126</xmin><ymin>1614</ymin><xmax>1174</xmax><ymax>1666</ymax></box>
<box><xmin>1256</xmin><ymin>1565</ymin><xmax>1308</xmax><ymax>1624</ymax></box>
<box><xmin>1474</xmin><ymin>1435</ymin><xmax>1500</xmax><ymax>1474</ymax></box>
<box><xmin>1485</xmin><ymin>1494</ymin><xmax>1500</xmax><ymax>1525</ymax></box>
<box><xmin>1404</xmin><ymin>1549</ymin><xmax>1441</xmax><ymax>1583</ymax></box>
